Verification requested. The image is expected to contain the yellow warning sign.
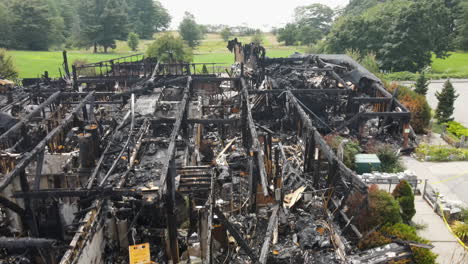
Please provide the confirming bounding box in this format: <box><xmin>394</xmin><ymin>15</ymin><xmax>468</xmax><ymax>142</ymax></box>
<box><xmin>129</xmin><ymin>243</ymin><xmax>151</xmax><ymax>264</ymax></box>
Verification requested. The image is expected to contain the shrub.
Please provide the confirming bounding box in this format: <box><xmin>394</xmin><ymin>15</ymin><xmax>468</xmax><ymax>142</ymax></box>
<box><xmin>446</xmin><ymin>121</ymin><xmax>468</xmax><ymax>139</ymax></box>
<box><xmin>251</xmin><ymin>33</ymin><xmax>263</xmax><ymax>45</ymax></box>
<box><xmin>377</xmin><ymin>145</ymin><xmax>405</xmax><ymax>173</ymax></box>
<box><xmin>435</xmin><ymin>79</ymin><xmax>458</xmax><ymax>123</ymax></box>
<box><xmin>392</xmin><ymin>180</ymin><xmax>413</xmax><ymax>198</ymax></box>
<box><xmin>416</xmin><ymin>144</ymin><xmax>468</xmax><ymax>161</ymax></box>
<box><xmin>0</xmin><ymin>49</ymin><xmax>18</xmax><ymax>79</ymax></box>
<box><xmin>381</xmin><ymin>223</ymin><xmax>437</xmax><ymax>264</ymax></box>
<box><xmin>386</xmin><ymin>83</ymin><xmax>431</xmax><ymax>134</ymax></box>
<box><xmin>344</xmin><ymin>140</ymin><xmax>361</xmax><ymax>170</ymax></box>
<box><xmin>452</xmin><ymin>221</ymin><xmax>468</xmax><ymax>242</ymax></box>
<box><xmin>358</xmin><ymin>231</ymin><xmax>391</xmax><ymax>250</ymax></box>
<box><xmin>351</xmin><ymin>185</ymin><xmax>402</xmax><ymax>232</ymax></box>
<box><xmin>414</xmin><ymin>72</ymin><xmax>429</xmax><ymax>96</ymax></box>
<box><xmin>146</xmin><ymin>33</ymin><xmax>193</xmax><ymax>63</ymax></box>
<box><xmin>127</xmin><ymin>32</ymin><xmax>140</xmax><ymax>52</ymax></box>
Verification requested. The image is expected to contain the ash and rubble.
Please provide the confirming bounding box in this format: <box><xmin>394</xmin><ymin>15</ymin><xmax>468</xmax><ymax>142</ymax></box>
<box><xmin>0</xmin><ymin>41</ymin><xmax>425</xmax><ymax>264</ymax></box>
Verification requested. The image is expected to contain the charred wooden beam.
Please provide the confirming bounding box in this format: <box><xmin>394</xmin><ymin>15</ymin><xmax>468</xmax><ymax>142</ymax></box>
<box><xmin>12</xmin><ymin>188</ymin><xmax>153</xmax><ymax>199</ymax></box>
<box><xmin>360</xmin><ymin>112</ymin><xmax>411</xmax><ymax>119</ymax></box>
<box><xmin>0</xmin><ymin>92</ymin><xmax>95</xmax><ymax>192</ymax></box>
<box><xmin>351</xmin><ymin>97</ymin><xmax>392</xmax><ymax>103</ymax></box>
<box><xmin>151</xmin><ymin>118</ymin><xmax>240</xmax><ymax>125</ymax></box>
<box><xmin>0</xmin><ymin>237</ymin><xmax>60</xmax><ymax>249</ymax></box>
<box><xmin>259</xmin><ymin>205</ymin><xmax>279</xmax><ymax>264</ymax></box>
<box><xmin>192</xmin><ymin>77</ymin><xmax>240</xmax><ymax>82</ymax></box>
<box><xmin>241</xmin><ymin>78</ymin><xmax>269</xmax><ymax>197</ymax></box>
<box><xmin>213</xmin><ymin>207</ymin><xmax>257</xmax><ymax>262</ymax></box>
<box><xmin>248</xmin><ymin>89</ymin><xmax>351</xmax><ymax>95</ymax></box>
<box><xmin>0</xmin><ymin>195</ymin><xmax>26</xmax><ymax>217</ymax></box>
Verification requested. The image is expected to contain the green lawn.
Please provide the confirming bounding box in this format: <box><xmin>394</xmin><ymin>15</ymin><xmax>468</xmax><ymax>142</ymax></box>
<box><xmin>8</xmin><ymin>33</ymin><xmax>305</xmax><ymax>78</ymax></box>
<box><xmin>431</xmin><ymin>52</ymin><xmax>468</xmax><ymax>75</ymax></box>
<box><xmin>10</xmin><ymin>51</ymin><xmax>135</xmax><ymax>78</ymax></box>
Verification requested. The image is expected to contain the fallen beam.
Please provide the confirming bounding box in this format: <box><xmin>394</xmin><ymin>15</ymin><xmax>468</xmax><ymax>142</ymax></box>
<box><xmin>259</xmin><ymin>205</ymin><xmax>279</xmax><ymax>264</ymax></box>
<box><xmin>0</xmin><ymin>237</ymin><xmax>60</xmax><ymax>249</ymax></box>
<box><xmin>213</xmin><ymin>207</ymin><xmax>257</xmax><ymax>262</ymax></box>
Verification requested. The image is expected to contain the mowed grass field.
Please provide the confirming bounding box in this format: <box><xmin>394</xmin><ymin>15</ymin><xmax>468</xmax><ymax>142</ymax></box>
<box><xmin>9</xmin><ymin>33</ymin><xmax>305</xmax><ymax>78</ymax></box>
<box><xmin>431</xmin><ymin>52</ymin><xmax>468</xmax><ymax>75</ymax></box>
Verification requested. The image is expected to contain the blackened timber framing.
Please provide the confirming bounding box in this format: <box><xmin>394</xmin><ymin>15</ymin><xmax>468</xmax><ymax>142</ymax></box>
<box><xmin>0</xmin><ymin>92</ymin><xmax>95</xmax><ymax>192</ymax></box>
<box><xmin>0</xmin><ymin>91</ymin><xmax>61</xmax><ymax>141</ymax></box>
<box><xmin>285</xmin><ymin>90</ymin><xmax>367</xmax><ymax>191</ymax></box>
<box><xmin>159</xmin><ymin>76</ymin><xmax>191</xmax><ymax>194</ymax></box>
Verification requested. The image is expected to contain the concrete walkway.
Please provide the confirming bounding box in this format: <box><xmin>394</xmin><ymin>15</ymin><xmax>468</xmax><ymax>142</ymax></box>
<box><xmin>403</xmin><ymin>156</ymin><xmax>468</xmax><ymax>263</ymax></box>
<box><xmin>413</xmin><ymin>196</ymin><xmax>468</xmax><ymax>263</ymax></box>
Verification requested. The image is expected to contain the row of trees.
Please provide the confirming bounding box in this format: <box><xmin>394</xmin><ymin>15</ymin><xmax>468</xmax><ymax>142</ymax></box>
<box><xmin>0</xmin><ymin>0</ymin><xmax>170</xmax><ymax>52</ymax></box>
<box><xmin>276</xmin><ymin>0</ymin><xmax>468</xmax><ymax>73</ymax></box>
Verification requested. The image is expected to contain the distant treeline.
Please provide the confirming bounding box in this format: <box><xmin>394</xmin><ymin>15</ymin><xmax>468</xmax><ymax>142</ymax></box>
<box><xmin>0</xmin><ymin>0</ymin><xmax>170</xmax><ymax>52</ymax></box>
<box><xmin>275</xmin><ymin>0</ymin><xmax>468</xmax><ymax>72</ymax></box>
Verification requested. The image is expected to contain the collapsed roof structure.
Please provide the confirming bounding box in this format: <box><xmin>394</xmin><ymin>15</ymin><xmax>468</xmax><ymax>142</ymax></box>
<box><xmin>0</xmin><ymin>40</ymin><xmax>420</xmax><ymax>264</ymax></box>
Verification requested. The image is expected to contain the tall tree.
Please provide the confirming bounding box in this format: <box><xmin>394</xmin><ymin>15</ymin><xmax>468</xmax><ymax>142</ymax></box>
<box><xmin>10</xmin><ymin>0</ymin><xmax>56</xmax><ymax>50</ymax></box>
<box><xmin>326</xmin><ymin>0</ymin><xmax>453</xmax><ymax>72</ymax></box>
<box><xmin>179</xmin><ymin>12</ymin><xmax>203</xmax><ymax>48</ymax></box>
<box><xmin>98</xmin><ymin>0</ymin><xmax>129</xmax><ymax>52</ymax></box>
<box><xmin>77</xmin><ymin>0</ymin><xmax>105</xmax><ymax>52</ymax></box>
<box><xmin>77</xmin><ymin>0</ymin><xmax>129</xmax><ymax>53</ymax></box>
<box><xmin>277</xmin><ymin>23</ymin><xmax>298</xmax><ymax>46</ymax></box>
<box><xmin>0</xmin><ymin>2</ymin><xmax>13</xmax><ymax>48</ymax></box>
<box><xmin>277</xmin><ymin>3</ymin><xmax>334</xmax><ymax>46</ymax></box>
<box><xmin>294</xmin><ymin>3</ymin><xmax>334</xmax><ymax>36</ymax></box>
<box><xmin>435</xmin><ymin>79</ymin><xmax>459</xmax><ymax>123</ymax></box>
<box><xmin>455</xmin><ymin>0</ymin><xmax>468</xmax><ymax>50</ymax></box>
<box><xmin>220</xmin><ymin>27</ymin><xmax>232</xmax><ymax>42</ymax></box>
<box><xmin>128</xmin><ymin>0</ymin><xmax>170</xmax><ymax>39</ymax></box>
<box><xmin>414</xmin><ymin>72</ymin><xmax>429</xmax><ymax>96</ymax></box>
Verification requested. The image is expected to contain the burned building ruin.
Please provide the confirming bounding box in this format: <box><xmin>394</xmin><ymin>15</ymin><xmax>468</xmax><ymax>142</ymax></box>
<box><xmin>0</xmin><ymin>40</ymin><xmax>423</xmax><ymax>264</ymax></box>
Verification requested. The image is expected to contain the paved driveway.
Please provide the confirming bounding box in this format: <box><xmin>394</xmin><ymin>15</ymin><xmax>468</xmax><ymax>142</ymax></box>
<box><xmin>402</xmin><ymin>156</ymin><xmax>468</xmax><ymax>206</ymax></box>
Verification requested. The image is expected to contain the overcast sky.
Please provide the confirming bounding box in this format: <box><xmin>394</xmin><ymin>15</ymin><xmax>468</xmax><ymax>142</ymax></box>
<box><xmin>158</xmin><ymin>0</ymin><xmax>350</xmax><ymax>30</ymax></box>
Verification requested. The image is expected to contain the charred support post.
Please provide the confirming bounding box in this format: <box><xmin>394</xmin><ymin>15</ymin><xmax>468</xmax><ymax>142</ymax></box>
<box><xmin>78</xmin><ymin>133</ymin><xmax>95</xmax><ymax>169</ymax></box>
<box><xmin>403</xmin><ymin>122</ymin><xmax>410</xmax><ymax>148</ymax></box>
